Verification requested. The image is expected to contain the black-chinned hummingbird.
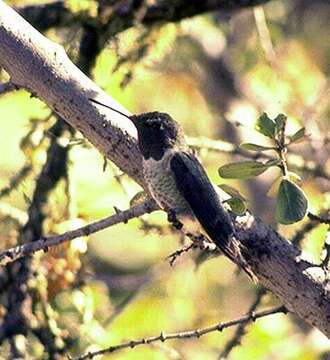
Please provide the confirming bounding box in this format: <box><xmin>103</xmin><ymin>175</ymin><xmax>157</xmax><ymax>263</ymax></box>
<box><xmin>90</xmin><ymin>98</ymin><xmax>252</xmax><ymax>277</ymax></box>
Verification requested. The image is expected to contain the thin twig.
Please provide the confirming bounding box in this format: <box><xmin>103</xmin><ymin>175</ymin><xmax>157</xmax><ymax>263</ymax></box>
<box><xmin>0</xmin><ymin>165</ymin><xmax>32</xmax><ymax>199</ymax></box>
<box><xmin>291</xmin><ymin>210</ymin><xmax>330</xmax><ymax>247</ymax></box>
<box><xmin>0</xmin><ymin>199</ymin><xmax>157</xmax><ymax>266</ymax></box>
<box><xmin>187</xmin><ymin>137</ymin><xmax>330</xmax><ymax>181</ymax></box>
<box><xmin>0</xmin><ymin>202</ymin><xmax>28</xmax><ymax>226</ymax></box>
<box><xmin>308</xmin><ymin>212</ymin><xmax>330</xmax><ymax>225</ymax></box>
<box><xmin>70</xmin><ymin>305</ymin><xmax>287</xmax><ymax>360</ymax></box>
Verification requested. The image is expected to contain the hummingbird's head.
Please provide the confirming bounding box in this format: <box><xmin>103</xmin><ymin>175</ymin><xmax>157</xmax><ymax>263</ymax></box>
<box><xmin>88</xmin><ymin>98</ymin><xmax>185</xmax><ymax>161</ymax></box>
<box><xmin>131</xmin><ymin>112</ymin><xmax>185</xmax><ymax>161</ymax></box>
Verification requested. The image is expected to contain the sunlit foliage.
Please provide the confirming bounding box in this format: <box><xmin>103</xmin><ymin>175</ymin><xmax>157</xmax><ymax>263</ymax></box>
<box><xmin>0</xmin><ymin>0</ymin><xmax>329</xmax><ymax>359</ymax></box>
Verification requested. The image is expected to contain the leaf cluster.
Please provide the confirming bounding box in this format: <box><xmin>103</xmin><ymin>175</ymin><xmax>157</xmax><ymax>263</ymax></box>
<box><xmin>219</xmin><ymin>113</ymin><xmax>307</xmax><ymax>224</ymax></box>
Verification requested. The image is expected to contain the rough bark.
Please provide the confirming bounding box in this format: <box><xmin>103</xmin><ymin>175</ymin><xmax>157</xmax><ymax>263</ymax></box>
<box><xmin>0</xmin><ymin>1</ymin><xmax>144</xmax><ymax>187</ymax></box>
<box><xmin>0</xmin><ymin>1</ymin><xmax>329</xmax><ymax>338</ymax></box>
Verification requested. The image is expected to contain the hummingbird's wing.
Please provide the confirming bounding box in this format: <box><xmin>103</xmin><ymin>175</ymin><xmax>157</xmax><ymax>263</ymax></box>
<box><xmin>170</xmin><ymin>152</ymin><xmax>234</xmax><ymax>246</ymax></box>
<box><xmin>170</xmin><ymin>152</ymin><xmax>255</xmax><ymax>279</ymax></box>
<box><xmin>170</xmin><ymin>152</ymin><xmax>234</xmax><ymax>245</ymax></box>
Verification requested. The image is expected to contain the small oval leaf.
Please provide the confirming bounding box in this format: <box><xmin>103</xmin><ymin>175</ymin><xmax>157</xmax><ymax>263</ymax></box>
<box><xmin>290</xmin><ymin>127</ymin><xmax>305</xmax><ymax>143</ymax></box>
<box><xmin>218</xmin><ymin>184</ymin><xmax>246</xmax><ymax>201</ymax></box>
<box><xmin>226</xmin><ymin>198</ymin><xmax>247</xmax><ymax>216</ymax></box>
<box><xmin>240</xmin><ymin>143</ymin><xmax>275</xmax><ymax>152</ymax></box>
<box><xmin>256</xmin><ymin>113</ymin><xmax>276</xmax><ymax>139</ymax></box>
<box><xmin>274</xmin><ymin>114</ymin><xmax>287</xmax><ymax>134</ymax></box>
<box><xmin>219</xmin><ymin>161</ymin><xmax>269</xmax><ymax>179</ymax></box>
<box><xmin>265</xmin><ymin>158</ymin><xmax>282</xmax><ymax>167</ymax></box>
<box><xmin>276</xmin><ymin>179</ymin><xmax>308</xmax><ymax>224</ymax></box>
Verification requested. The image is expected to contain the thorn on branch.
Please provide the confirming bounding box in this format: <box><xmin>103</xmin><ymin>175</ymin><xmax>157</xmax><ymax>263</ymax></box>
<box><xmin>160</xmin><ymin>331</ymin><xmax>166</xmax><ymax>342</ymax></box>
<box><xmin>321</xmin><ymin>230</ymin><xmax>330</xmax><ymax>270</ymax></box>
<box><xmin>251</xmin><ymin>311</ymin><xmax>256</xmax><ymax>321</ymax></box>
<box><xmin>113</xmin><ymin>206</ymin><xmax>121</xmax><ymax>214</ymax></box>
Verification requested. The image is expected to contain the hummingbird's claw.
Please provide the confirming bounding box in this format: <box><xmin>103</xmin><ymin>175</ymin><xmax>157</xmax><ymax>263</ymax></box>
<box><xmin>167</xmin><ymin>209</ymin><xmax>183</xmax><ymax>230</ymax></box>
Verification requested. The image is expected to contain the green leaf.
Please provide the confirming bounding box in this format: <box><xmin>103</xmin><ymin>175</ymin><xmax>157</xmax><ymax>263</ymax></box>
<box><xmin>256</xmin><ymin>113</ymin><xmax>276</xmax><ymax>139</ymax></box>
<box><xmin>219</xmin><ymin>161</ymin><xmax>270</xmax><ymax>179</ymax></box>
<box><xmin>226</xmin><ymin>198</ymin><xmax>247</xmax><ymax>216</ymax></box>
<box><xmin>276</xmin><ymin>179</ymin><xmax>308</xmax><ymax>224</ymax></box>
<box><xmin>218</xmin><ymin>184</ymin><xmax>246</xmax><ymax>201</ymax></box>
<box><xmin>290</xmin><ymin>127</ymin><xmax>305</xmax><ymax>143</ymax></box>
<box><xmin>239</xmin><ymin>143</ymin><xmax>275</xmax><ymax>152</ymax></box>
<box><xmin>274</xmin><ymin>113</ymin><xmax>287</xmax><ymax>134</ymax></box>
<box><xmin>265</xmin><ymin>158</ymin><xmax>282</xmax><ymax>167</ymax></box>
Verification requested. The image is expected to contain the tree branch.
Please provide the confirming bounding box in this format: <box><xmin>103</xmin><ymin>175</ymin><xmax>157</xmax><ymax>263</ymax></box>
<box><xmin>0</xmin><ymin>200</ymin><xmax>156</xmax><ymax>266</ymax></box>
<box><xmin>0</xmin><ymin>164</ymin><xmax>32</xmax><ymax>199</ymax></box>
<box><xmin>308</xmin><ymin>212</ymin><xmax>330</xmax><ymax>225</ymax></box>
<box><xmin>70</xmin><ymin>305</ymin><xmax>286</xmax><ymax>360</ymax></box>
<box><xmin>17</xmin><ymin>0</ymin><xmax>273</xmax><ymax>36</ymax></box>
<box><xmin>0</xmin><ymin>1</ymin><xmax>329</xmax><ymax>338</ymax></box>
<box><xmin>17</xmin><ymin>1</ymin><xmax>71</xmax><ymax>31</ymax></box>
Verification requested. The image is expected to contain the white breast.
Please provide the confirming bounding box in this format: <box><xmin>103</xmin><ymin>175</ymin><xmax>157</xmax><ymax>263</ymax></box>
<box><xmin>143</xmin><ymin>151</ymin><xmax>188</xmax><ymax>212</ymax></box>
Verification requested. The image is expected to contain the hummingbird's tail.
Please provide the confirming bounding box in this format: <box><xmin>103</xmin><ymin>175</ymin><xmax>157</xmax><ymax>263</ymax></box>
<box><xmin>216</xmin><ymin>233</ymin><xmax>257</xmax><ymax>282</ymax></box>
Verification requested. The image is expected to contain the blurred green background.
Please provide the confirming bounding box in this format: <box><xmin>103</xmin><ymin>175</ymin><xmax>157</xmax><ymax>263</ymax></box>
<box><xmin>0</xmin><ymin>0</ymin><xmax>329</xmax><ymax>359</ymax></box>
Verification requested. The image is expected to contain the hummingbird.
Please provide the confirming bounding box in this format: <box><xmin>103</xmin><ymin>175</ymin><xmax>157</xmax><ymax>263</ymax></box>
<box><xmin>90</xmin><ymin>98</ymin><xmax>252</xmax><ymax>276</ymax></box>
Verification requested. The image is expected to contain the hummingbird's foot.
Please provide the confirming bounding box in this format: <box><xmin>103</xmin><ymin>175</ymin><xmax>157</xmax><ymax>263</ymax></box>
<box><xmin>167</xmin><ymin>210</ymin><xmax>183</xmax><ymax>230</ymax></box>
<box><xmin>186</xmin><ymin>233</ymin><xmax>217</xmax><ymax>252</ymax></box>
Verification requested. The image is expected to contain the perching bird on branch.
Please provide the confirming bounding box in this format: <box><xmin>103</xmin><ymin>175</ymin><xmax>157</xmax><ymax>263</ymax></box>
<box><xmin>90</xmin><ymin>98</ymin><xmax>253</xmax><ymax>278</ymax></box>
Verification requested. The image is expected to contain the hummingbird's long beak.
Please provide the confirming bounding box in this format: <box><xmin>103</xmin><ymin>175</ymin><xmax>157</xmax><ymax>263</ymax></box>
<box><xmin>129</xmin><ymin>115</ymin><xmax>139</xmax><ymax>127</ymax></box>
<box><xmin>89</xmin><ymin>98</ymin><xmax>132</xmax><ymax>121</ymax></box>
